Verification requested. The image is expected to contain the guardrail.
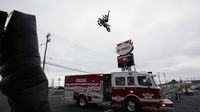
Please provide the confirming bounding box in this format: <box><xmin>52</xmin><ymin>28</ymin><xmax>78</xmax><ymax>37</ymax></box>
<box><xmin>49</xmin><ymin>89</ymin><xmax>64</xmax><ymax>96</ymax></box>
<box><xmin>161</xmin><ymin>89</ymin><xmax>181</xmax><ymax>101</ymax></box>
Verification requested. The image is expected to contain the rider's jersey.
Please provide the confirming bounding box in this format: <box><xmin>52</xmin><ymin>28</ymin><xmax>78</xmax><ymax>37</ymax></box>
<box><xmin>103</xmin><ymin>15</ymin><xmax>109</xmax><ymax>22</ymax></box>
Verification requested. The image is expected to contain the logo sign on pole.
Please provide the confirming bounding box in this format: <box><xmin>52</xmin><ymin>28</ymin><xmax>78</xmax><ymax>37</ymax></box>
<box><xmin>116</xmin><ymin>39</ymin><xmax>135</xmax><ymax>69</ymax></box>
<box><xmin>117</xmin><ymin>53</ymin><xmax>134</xmax><ymax>68</ymax></box>
<box><xmin>116</xmin><ymin>40</ymin><xmax>133</xmax><ymax>56</ymax></box>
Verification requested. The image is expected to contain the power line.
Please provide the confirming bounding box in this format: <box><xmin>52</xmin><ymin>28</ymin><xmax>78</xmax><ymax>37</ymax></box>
<box><xmin>46</xmin><ymin>57</ymin><xmax>92</xmax><ymax>69</ymax></box>
<box><xmin>45</xmin><ymin>62</ymin><xmax>92</xmax><ymax>74</ymax></box>
<box><xmin>37</xmin><ymin>30</ymin><xmax>115</xmax><ymax>71</ymax></box>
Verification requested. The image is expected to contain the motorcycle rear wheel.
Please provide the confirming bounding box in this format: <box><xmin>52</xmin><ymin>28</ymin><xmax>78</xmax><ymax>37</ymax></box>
<box><xmin>97</xmin><ymin>19</ymin><xmax>102</xmax><ymax>26</ymax></box>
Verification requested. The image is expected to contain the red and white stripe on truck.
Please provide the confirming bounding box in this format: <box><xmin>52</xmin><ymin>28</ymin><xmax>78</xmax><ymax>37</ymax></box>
<box><xmin>64</xmin><ymin>74</ymin><xmax>104</xmax><ymax>107</ymax></box>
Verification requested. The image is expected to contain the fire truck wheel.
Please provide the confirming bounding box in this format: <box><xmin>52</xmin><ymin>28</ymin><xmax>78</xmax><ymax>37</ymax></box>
<box><xmin>125</xmin><ymin>98</ymin><xmax>141</xmax><ymax>112</ymax></box>
<box><xmin>77</xmin><ymin>96</ymin><xmax>88</xmax><ymax>107</ymax></box>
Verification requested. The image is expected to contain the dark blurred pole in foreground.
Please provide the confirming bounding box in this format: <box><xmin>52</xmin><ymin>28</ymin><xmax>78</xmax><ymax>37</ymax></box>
<box><xmin>0</xmin><ymin>10</ymin><xmax>50</xmax><ymax>112</ymax></box>
<box><xmin>0</xmin><ymin>11</ymin><xmax>8</xmax><ymax>65</ymax></box>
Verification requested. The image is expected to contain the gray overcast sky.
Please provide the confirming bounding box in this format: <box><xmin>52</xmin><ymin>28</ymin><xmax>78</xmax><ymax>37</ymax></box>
<box><xmin>1</xmin><ymin>0</ymin><xmax>200</xmax><ymax>84</ymax></box>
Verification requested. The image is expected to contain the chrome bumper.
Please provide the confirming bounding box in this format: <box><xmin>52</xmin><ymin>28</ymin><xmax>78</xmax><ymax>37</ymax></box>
<box><xmin>160</xmin><ymin>99</ymin><xmax>174</xmax><ymax>109</ymax></box>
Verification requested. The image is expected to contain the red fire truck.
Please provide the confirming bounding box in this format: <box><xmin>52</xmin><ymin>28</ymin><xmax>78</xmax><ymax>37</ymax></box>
<box><xmin>64</xmin><ymin>71</ymin><xmax>173</xmax><ymax>112</ymax></box>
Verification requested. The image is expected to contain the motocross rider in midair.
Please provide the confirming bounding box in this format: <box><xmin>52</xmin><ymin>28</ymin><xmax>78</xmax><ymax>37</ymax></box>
<box><xmin>98</xmin><ymin>10</ymin><xmax>110</xmax><ymax>32</ymax></box>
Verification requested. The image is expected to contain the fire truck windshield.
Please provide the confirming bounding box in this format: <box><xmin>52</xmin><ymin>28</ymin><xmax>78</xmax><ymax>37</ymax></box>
<box><xmin>151</xmin><ymin>76</ymin><xmax>159</xmax><ymax>87</ymax></box>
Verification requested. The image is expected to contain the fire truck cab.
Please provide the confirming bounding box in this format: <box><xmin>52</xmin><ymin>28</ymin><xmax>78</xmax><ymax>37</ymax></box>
<box><xmin>64</xmin><ymin>71</ymin><xmax>173</xmax><ymax>112</ymax></box>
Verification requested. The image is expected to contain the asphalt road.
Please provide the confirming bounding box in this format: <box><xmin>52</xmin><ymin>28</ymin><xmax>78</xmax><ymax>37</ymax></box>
<box><xmin>168</xmin><ymin>90</ymin><xmax>200</xmax><ymax>112</ymax></box>
<box><xmin>1</xmin><ymin>90</ymin><xmax>200</xmax><ymax>112</ymax></box>
<box><xmin>49</xmin><ymin>95</ymin><xmax>105</xmax><ymax>112</ymax></box>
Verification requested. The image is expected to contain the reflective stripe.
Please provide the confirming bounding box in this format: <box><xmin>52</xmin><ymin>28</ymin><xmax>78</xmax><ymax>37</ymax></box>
<box><xmin>140</xmin><ymin>98</ymin><xmax>161</xmax><ymax>103</ymax></box>
<box><xmin>112</xmin><ymin>96</ymin><xmax>124</xmax><ymax>102</ymax></box>
<box><xmin>112</xmin><ymin>95</ymin><xmax>162</xmax><ymax>103</ymax></box>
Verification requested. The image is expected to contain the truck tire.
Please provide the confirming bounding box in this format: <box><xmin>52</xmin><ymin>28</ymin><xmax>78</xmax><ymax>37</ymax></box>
<box><xmin>77</xmin><ymin>96</ymin><xmax>88</xmax><ymax>107</ymax></box>
<box><xmin>125</xmin><ymin>98</ymin><xmax>141</xmax><ymax>112</ymax></box>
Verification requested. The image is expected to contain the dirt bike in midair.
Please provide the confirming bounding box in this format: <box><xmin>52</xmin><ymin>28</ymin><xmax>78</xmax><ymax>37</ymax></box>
<box><xmin>97</xmin><ymin>11</ymin><xmax>111</xmax><ymax>32</ymax></box>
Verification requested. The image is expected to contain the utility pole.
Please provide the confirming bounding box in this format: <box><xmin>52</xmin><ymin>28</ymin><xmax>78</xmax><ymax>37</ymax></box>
<box><xmin>179</xmin><ymin>76</ymin><xmax>182</xmax><ymax>83</ymax></box>
<box><xmin>51</xmin><ymin>77</ymin><xmax>54</xmax><ymax>88</ymax></box>
<box><xmin>133</xmin><ymin>64</ymin><xmax>137</xmax><ymax>71</ymax></box>
<box><xmin>58</xmin><ymin>78</ymin><xmax>61</xmax><ymax>87</ymax></box>
<box><xmin>157</xmin><ymin>72</ymin><xmax>161</xmax><ymax>85</ymax></box>
<box><xmin>42</xmin><ymin>33</ymin><xmax>51</xmax><ymax>71</ymax></box>
<box><xmin>163</xmin><ymin>72</ymin><xmax>167</xmax><ymax>84</ymax></box>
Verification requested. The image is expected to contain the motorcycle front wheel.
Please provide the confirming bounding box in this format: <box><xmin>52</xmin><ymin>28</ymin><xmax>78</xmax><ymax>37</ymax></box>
<box><xmin>106</xmin><ymin>27</ymin><xmax>111</xmax><ymax>32</ymax></box>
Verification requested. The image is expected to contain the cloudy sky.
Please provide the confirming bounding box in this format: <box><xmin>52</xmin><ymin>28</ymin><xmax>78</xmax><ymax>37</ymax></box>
<box><xmin>1</xmin><ymin>0</ymin><xmax>200</xmax><ymax>85</ymax></box>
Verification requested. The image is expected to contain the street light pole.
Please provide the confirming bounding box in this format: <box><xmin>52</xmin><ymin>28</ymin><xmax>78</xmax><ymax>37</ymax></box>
<box><xmin>42</xmin><ymin>33</ymin><xmax>51</xmax><ymax>71</ymax></box>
